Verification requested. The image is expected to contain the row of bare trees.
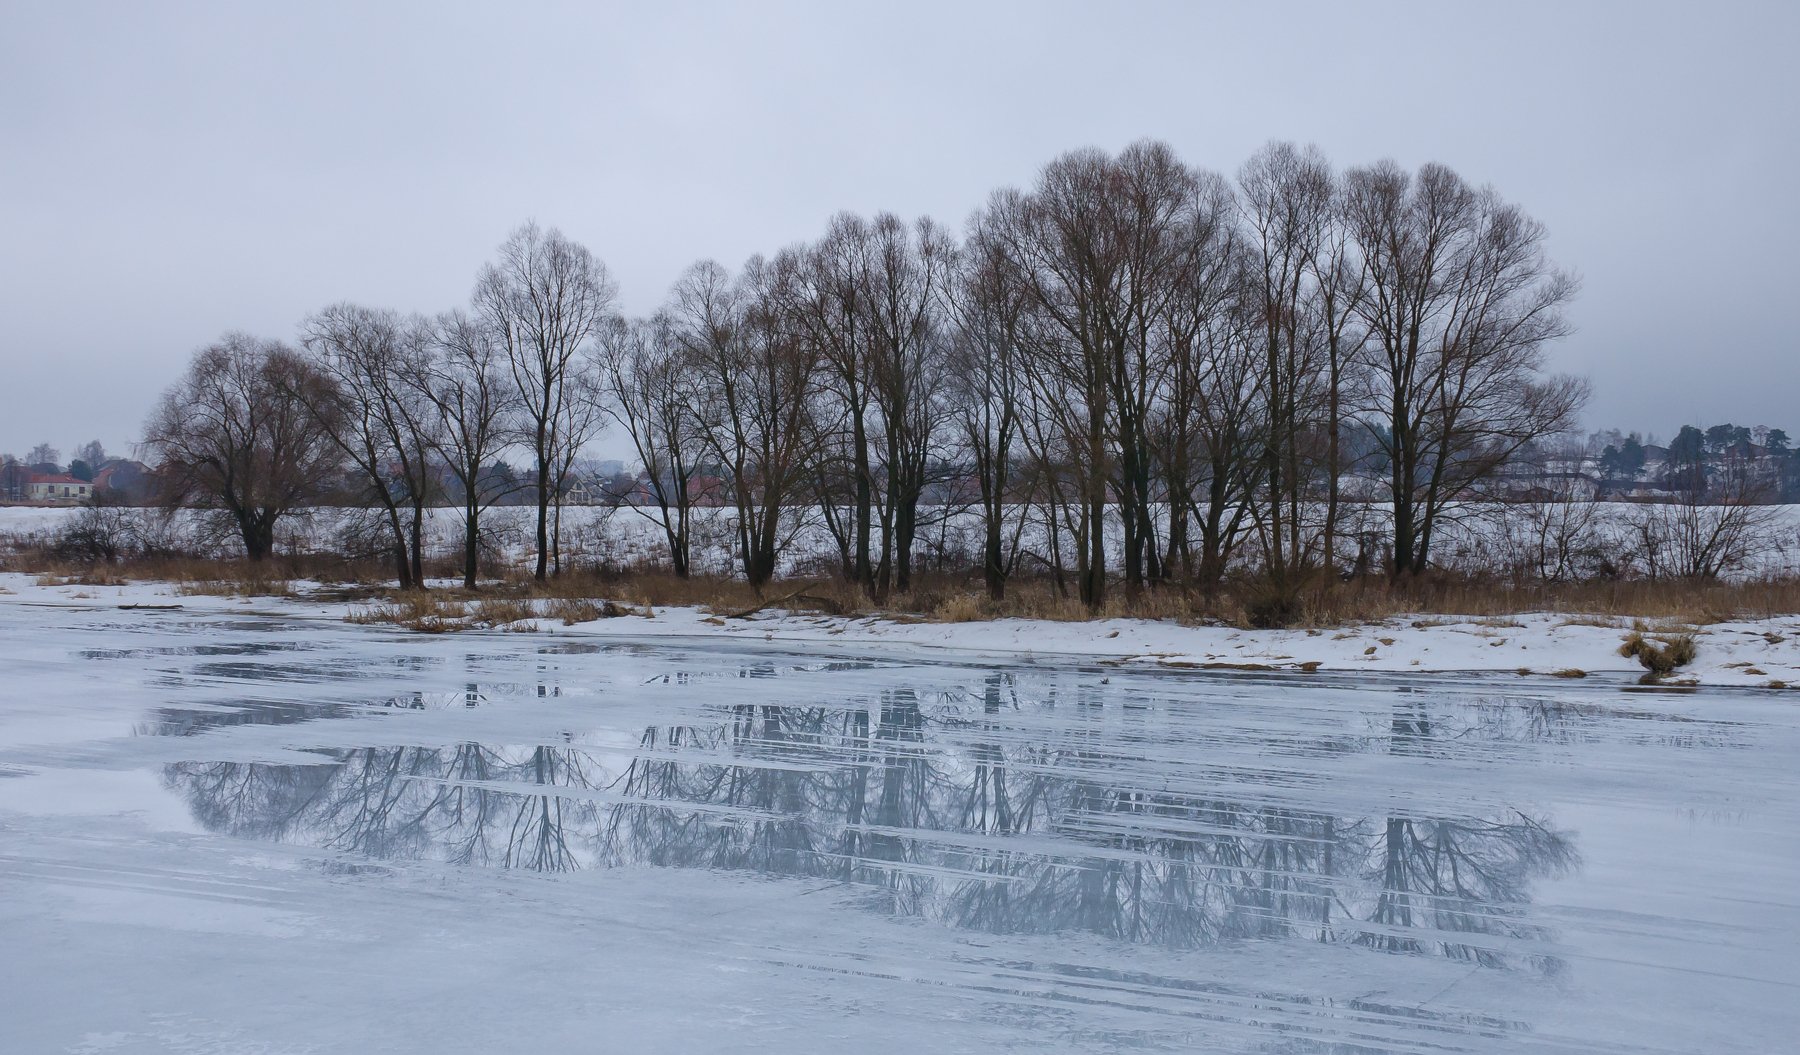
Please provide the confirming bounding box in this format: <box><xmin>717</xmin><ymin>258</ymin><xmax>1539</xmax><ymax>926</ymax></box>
<box><xmin>144</xmin><ymin>140</ymin><xmax>1585</xmax><ymax>605</ymax></box>
<box><xmin>144</xmin><ymin>223</ymin><xmax>607</xmax><ymax>588</ymax></box>
<box><xmin>594</xmin><ymin>140</ymin><xmax>1584</xmax><ymax>608</ymax></box>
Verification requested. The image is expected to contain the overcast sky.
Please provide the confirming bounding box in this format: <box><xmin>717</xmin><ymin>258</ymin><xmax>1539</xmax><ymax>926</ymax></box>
<box><xmin>3</xmin><ymin>0</ymin><xmax>1795</xmax><ymax>461</ymax></box>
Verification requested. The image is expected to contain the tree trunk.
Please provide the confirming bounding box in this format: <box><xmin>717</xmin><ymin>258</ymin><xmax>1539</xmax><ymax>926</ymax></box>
<box><xmin>983</xmin><ymin>498</ymin><xmax>1005</xmax><ymax>602</ymax></box>
<box><xmin>534</xmin><ymin>489</ymin><xmax>550</xmax><ymax>580</ymax></box>
<box><xmin>410</xmin><ymin>498</ymin><xmax>426</xmax><ymax>588</ymax></box>
<box><xmin>462</xmin><ymin>497</ymin><xmax>480</xmax><ymax>590</ymax></box>
<box><xmin>552</xmin><ymin>490</ymin><xmax>564</xmax><ymax>578</ymax></box>
<box><xmin>853</xmin><ymin>415</ymin><xmax>872</xmax><ymax>592</ymax></box>
<box><xmin>895</xmin><ymin>493</ymin><xmax>917</xmax><ymax>593</ymax></box>
<box><xmin>1083</xmin><ymin>492</ymin><xmax>1106</xmax><ymax>612</ymax></box>
<box><xmin>241</xmin><ymin>514</ymin><xmax>276</xmax><ymax>563</ymax></box>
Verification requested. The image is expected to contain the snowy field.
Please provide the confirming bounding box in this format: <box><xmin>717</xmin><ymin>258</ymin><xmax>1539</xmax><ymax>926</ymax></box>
<box><xmin>4</xmin><ymin>500</ymin><xmax>1800</xmax><ymax>580</ymax></box>
<box><xmin>3</xmin><ymin>586</ymin><xmax>1799</xmax><ymax>1052</ymax></box>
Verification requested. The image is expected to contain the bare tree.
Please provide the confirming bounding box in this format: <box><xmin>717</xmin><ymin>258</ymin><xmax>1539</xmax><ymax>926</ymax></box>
<box><xmin>1345</xmin><ymin>160</ymin><xmax>1585</xmax><ymax>577</ymax></box>
<box><xmin>992</xmin><ymin>159</ymin><xmax>1119</xmax><ymax>611</ymax></box>
<box><xmin>26</xmin><ymin>443</ymin><xmax>60</xmax><ymax>470</ymax></box>
<box><xmin>547</xmin><ymin>355</ymin><xmax>608</xmax><ymax>577</ymax></box>
<box><xmin>300</xmin><ymin>304</ymin><xmax>440</xmax><ymax>589</ymax></box>
<box><xmin>474</xmin><ymin>222</ymin><xmax>617</xmax><ymax>580</ymax></box>
<box><xmin>993</xmin><ymin>141</ymin><xmax>1210</xmax><ymax>608</ymax></box>
<box><xmin>949</xmin><ymin>207</ymin><xmax>1033</xmax><ymax>599</ymax></box>
<box><xmin>418</xmin><ymin>310</ymin><xmax>519</xmax><ymax>588</ymax></box>
<box><xmin>1626</xmin><ymin>475</ymin><xmax>1783</xmax><ymax>580</ymax></box>
<box><xmin>1154</xmin><ymin>171</ymin><xmax>1259</xmax><ymax>587</ymax></box>
<box><xmin>1502</xmin><ymin>470</ymin><xmax>1608</xmax><ymax>583</ymax></box>
<box><xmin>1308</xmin><ymin>174</ymin><xmax>1370</xmax><ymax>576</ymax></box>
<box><xmin>790</xmin><ymin>213</ymin><xmax>879</xmax><ymax>589</ymax></box>
<box><xmin>1239</xmin><ymin>142</ymin><xmax>1337</xmax><ymax>599</ymax></box>
<box><xmin>863</xmin><ymin>213</ymin><xmax>955</xmax><ymax>597</ymax></box>
<box><xmin>677</xmin><ymin>256</ymin><xmax>821</xmax><ymax>590</ymax></box>
<box><xmin>595</xmin><ymin>313</ymin><xmax>702</xmax><ymax>577</ymax></box>
<box><xmin>142</xmin><ymin>334</ymin><xmax>341</xmax><ymax>561</ymax></box>
<box><xmin>1103</xmin><ymin>141</ymin><xmax>1206</xmax><ymax>590</ymax></box>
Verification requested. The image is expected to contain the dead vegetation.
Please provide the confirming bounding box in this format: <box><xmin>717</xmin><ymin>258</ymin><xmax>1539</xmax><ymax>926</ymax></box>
<box><xmin>1619</xmin><ymin>631</ymin><xmax>1700</xmax><ymax>684</ymax></box>
<box><xmin>899</xmin><ymin>573</ymin><xmax>1800</xmax><ymax>629</ymax></box>
<box><xmin>8</xmin><ymin>533</ymin><xmax>1800</xmax><ymax>632</ymax></box>
<box><xmin>346</xmin><ymin>594</ymin><xmax>540</xmax><ymax>633</ymax></box>
<box><xmin>544</xmin><ymin>597</ymin><xmax>638</xmax><ymax>624</ymax></box>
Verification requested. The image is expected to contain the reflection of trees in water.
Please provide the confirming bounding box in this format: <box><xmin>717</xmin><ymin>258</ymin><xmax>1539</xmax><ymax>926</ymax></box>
<box><xmin>165</xmin><ymin>675</ymin><xmax>1578</xmax><ymax>967</ymax></box>
<box><xmin>167</xmin><ymin>742</ymin><xmax>601</xmax><ymax>872</ymax></box>
<box><xmin>1347</xmin><ymin>699</ymin><xmax>1580</xmax><ymax>968</ymax></box>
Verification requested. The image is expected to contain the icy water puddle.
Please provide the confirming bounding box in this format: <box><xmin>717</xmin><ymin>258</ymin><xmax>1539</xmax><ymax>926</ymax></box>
<box><xmin>2</xmin><ymin>602</ymin><xmax>1798</xmax><ymax>1053</ymax></box>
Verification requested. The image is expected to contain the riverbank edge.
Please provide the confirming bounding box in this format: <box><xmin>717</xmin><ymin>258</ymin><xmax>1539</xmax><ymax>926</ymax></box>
<box><xmin>7</xmin><ymin>572</ymin><xmax>1799</xmax><ymax>691</ymax></box>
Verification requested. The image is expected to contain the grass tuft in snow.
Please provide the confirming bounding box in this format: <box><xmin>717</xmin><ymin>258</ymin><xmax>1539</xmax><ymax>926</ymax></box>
<box><xmin>1619</xmin><ymin>631</ymin><xmax>1699</xmax><ymax>684</ymax></box>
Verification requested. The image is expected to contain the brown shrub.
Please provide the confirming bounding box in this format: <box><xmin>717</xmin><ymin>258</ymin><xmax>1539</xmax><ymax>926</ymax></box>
<box><xmin>1619</xmin><ymin>631</ymin><xmax>1699</xmax><ymax>683</ymax></box>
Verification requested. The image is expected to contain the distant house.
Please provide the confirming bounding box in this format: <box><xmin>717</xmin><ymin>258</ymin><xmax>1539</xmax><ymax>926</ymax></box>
<box><xmin>27</xmin><ymin>473</ymin><xmax>92</xmax><ymax>503</ymax></box>
<box><xmin>91</xmin><ymin>459</ymin><xmax>152</xmax><ymax>503</ymax></box>
<box><xmin>563</xmin><ymin>478</ymin><xmax>599</xmax><ymax>506</ymax></box>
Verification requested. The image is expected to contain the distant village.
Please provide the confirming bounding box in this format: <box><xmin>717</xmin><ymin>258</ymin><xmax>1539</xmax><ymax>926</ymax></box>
<box><xmin>1537</xmin><ymin>423</ymin><xmax>1797</xmax><ymax>503</ymax></box>
<box><xmin>0</xmin><ymin>444</ymin><xmax>155</xmax><ymax>506</ymax></box>
<box><xmin>4</xmin><ymin>422</ymin><xmax>1796</xmax><ymax>510</ymax></box>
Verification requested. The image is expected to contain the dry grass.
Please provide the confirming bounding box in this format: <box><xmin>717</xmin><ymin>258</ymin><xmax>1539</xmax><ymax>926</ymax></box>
<box><xmin>470</xmin><ymin>597</ymin><xmax>537</xmax><ymax>628</ymax></box>
<box><xmin>11</xmin><ymin>538</ymin><xmax>1800</xmax><ymax>632</ymax></box>
<box><xmin>544</xmin><ymin>597</ymin><xmax>604</xmax><ymax>624</ymax></box>
<box><xmin>1556</xmin><ymin>615</ymin><xmax>1624</xmax><ymax>629</ymax></box>
<box><xmin>338</xmin><ymin>590</ymin><xmax>656</xmax><ymax>632</ymax></box>
<box><xmin>346</xmin><ymin>596</ymin><xmax>471</xmax><ymax>633</ymax></box>
<box><xmin>544</xmin><ymin>597</ymin><xmax>639</xmax><ymax>624</ymax></box>
<box><xmin>344</xmin><ymin>595</ymin><xmax>541</xmax><ymax>633</ymax></box>
<box><xmin>931</xmin><ymin>593</ymin><xmax>988</xmax><ymax>623</ymax></box>
<box><xmin>1619</xmin><ymin>630</ymin><xmax>1700</xmax><ymax>683</ymax></box>
<box><xmin>35</xmin><ymin>570</ymin><xmax>130</xmax><ymax>587</ymax></box>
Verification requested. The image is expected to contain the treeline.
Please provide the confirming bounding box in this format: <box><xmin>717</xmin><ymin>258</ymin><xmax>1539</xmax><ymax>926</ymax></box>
<box><xmin>144</xmin><ymin>139</ymin><xmax>1585</xmax><ymax>608</ymax></box>
<box><xmin>1595</xmin><ymin>424</ymin><xmax>1800</xmax><ymax>501</ymax></box>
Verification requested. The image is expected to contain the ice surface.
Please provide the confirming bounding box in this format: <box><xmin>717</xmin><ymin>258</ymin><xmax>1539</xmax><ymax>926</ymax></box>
<box><xmin>2</xmin><ymin>596</ymin><xmax>1798</xmax><ymax>1052</ymax></box>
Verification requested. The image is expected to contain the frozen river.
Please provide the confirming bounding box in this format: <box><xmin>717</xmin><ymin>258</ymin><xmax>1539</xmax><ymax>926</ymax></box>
<box><xmin>2</xmin><ymin>597</ymin><xmax>1798</xmax><ymax>1053</ymax></box>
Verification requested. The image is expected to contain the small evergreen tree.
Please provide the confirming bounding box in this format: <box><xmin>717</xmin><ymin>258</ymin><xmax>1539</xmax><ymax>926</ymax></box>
<box><xmin>1667</xmin><ymin>425</ymin><xmax>1707</xmax><ymax>494</ymax></box>
<box><xmin>1619</xmin><ymin>436</ymin><xmax>1646</xmax><ymax>476</ymax></box>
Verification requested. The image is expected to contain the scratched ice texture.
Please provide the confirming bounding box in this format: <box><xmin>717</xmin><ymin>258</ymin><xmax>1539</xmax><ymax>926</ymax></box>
<box><xmin>2</xmin><ymin>598</ymin><xmax>1796</xmax><ymax>1053</ymax></box>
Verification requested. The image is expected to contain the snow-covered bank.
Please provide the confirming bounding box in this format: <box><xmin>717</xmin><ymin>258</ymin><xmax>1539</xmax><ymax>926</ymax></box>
<box><xmin>6</xmin><ymin>572</ymin><xmax>1797</xmax><ymax>689</ymax></box>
